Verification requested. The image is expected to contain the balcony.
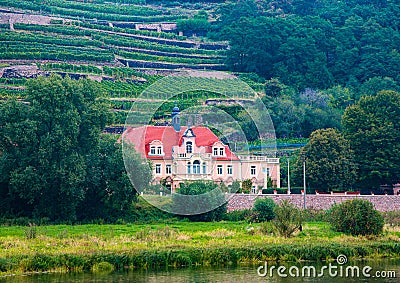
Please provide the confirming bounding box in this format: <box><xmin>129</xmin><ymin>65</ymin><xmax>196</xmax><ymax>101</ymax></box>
<box><xmin>183</xmin><ymin>174</ymin><xmax>211</xmax><ymax>180</ymax></box>
<box><xmin>238</xmin><ymin>155</ymin><xmax>279</xmax><ymax>163</ymax></box>
<box><xmin>172</xmin><ymin>152</ymin><xmax>212</xmax><ymax>160</ymax></box>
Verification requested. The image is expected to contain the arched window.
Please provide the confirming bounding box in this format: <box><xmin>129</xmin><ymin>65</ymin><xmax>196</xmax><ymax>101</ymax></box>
<box><xmin>193</xmin><ymin>160</ymin><xmax>200</xmax><ymax>174</ymax></box>
<box><xmin>187</xmin><ymin>162</ymin><xmax>191</xmax><ymax>174</ymax></box>
<box><xmin>186</xmin><ymin>141</ymin><xmax>193</xmax><ymax>154</ymax></box>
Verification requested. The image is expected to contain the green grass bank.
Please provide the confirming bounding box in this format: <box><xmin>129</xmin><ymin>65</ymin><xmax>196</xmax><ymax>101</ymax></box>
<box><xmin>0</xmin><ymin>222</ymin><xmax>399</xmax><ymax>275</ymax></box>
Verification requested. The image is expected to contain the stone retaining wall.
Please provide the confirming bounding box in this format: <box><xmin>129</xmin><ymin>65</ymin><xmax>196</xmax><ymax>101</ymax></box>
<box><xmin>227</xmin><ymin>194</ymin><xmax>400</xmax><ymax>212</ymax></box>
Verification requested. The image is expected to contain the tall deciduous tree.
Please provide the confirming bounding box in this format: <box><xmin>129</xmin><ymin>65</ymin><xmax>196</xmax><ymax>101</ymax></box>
<box><xmin>293</xmin><ymin>128</ymin><xmax>357</xmax><ymax>192</ymax></box>
<box><xmin>342</xmin><ymin>90</ymin><xmax>400</xmax><ymax>189</ymax></box>
<box><xmin>79</xmin><ymin>135</ymin><xmax>150</xmax><ymax>222</ymax></box>
<box><xmin>0</xmin><ymin>75</ymin><xmax>112</xmax><ymax>221</ymax></box>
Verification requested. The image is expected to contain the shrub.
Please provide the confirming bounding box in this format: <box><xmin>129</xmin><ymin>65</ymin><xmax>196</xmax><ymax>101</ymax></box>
<box><xmin>25</xmin><ymin>223</ymin><xmax>37</xmax><ymax>240</ymax></box>
<box><xmin>223</xmin><ymin>209</ymin><xmax>252</xmax><ymax>222</ymax></box>
<box><xmin>241</xmin><ymin>179</ymin><xmax>252</xmax><ymax>194</ymax></box>
<box><xmin>259</xmin><ymin>221</ymin><xmax>275</xmax><ymax>235</ymax></box>
<box><xmin>327</xmin><ymin>199</ymin><xmax>384</xmax><ymax>236</ymax></box>
<box><xmin>382</xmin><ymin>210</ymin><xmax>400</xmax><ymax>226</ymax></box>
<box><xmin>228</xmin><ymin>181</ymin><xmax>241</xmax><ymax>193</ymax></box>
<box><xmin>253</xmin><ymin>197</ymin><xmax>276</xmax><ymax>222</ymax></box>
<box><xmin>303</xmin><ymin>208</ymin><xmax>327</xmax><ymax>222</ymax></box>
<box><xmin>272</xmin><ymin>200</ymin><xmax>303</xmax><ymax>238</ymax></box>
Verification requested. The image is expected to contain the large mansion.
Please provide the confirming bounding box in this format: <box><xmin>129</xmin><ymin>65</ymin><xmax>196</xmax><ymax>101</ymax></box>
<box><xmin>122</xmin><ymin>107</ymin><xmax>280</xmax><ymax>193</ymax></box>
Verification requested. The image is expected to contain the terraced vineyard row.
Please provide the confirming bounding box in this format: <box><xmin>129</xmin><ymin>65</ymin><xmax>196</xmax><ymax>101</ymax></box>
<box><xmin>0</xmin><ymin>0</ymin><xmax>234</xmax><ymax>128</ymax></box>
<box><xmin>0</xmin><ymin>0</ymin><xmax>184</xmax><ymax>22</ymax></box>
<box><xmin>1</xmin><ymin>21</ymin><xmax>227</xmax><ymax>69</ymax></box>
<box><xmin>139</xmin><ymin>76</ymin><xmax>256</xmax><ymax>99</ymax></box>
<box><xmin>12</xmin><ymin>23</ymin><xmax>225</xmax><ymax>55</ymax></box>
<box><xmin>77</xmin><ymin>21</ymin><xmax>187</xmax><ymax>40</ymax></box>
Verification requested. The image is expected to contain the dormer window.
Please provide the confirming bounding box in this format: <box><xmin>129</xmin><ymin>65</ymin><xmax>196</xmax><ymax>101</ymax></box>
<box><xmin>149</xmin><ymin>141</ymin><xmax>164</xmax><ymax>156</ymax></box>
<box><xmin>186</xmin><ymin>141</ymin><xmax>193</xmax><ymax>154</ymax></box>
<box><xmin>213</xmin><ymin>146</ymin><xmax>225</xmax><ymax>156</ymax></box>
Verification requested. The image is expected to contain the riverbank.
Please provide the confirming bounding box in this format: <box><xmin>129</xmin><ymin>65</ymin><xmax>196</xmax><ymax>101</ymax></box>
<box><xmin>0</xmin><ymin>222</ymin><xmax>399</xmax><ymax>276</ymax></box>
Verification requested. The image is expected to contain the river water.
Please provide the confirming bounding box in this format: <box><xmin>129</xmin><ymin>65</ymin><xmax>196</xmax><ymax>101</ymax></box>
<box><xmin>1</xmin><ymin>259</ymin><xmax>399</xmax><ymax>283</ymax></box>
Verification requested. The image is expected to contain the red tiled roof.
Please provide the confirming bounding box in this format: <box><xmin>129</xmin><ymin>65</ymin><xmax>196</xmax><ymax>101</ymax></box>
<box><xmin>122</xmin><ymin>125</ymin><xmax>239</xmax><ymax>160</ymax></box>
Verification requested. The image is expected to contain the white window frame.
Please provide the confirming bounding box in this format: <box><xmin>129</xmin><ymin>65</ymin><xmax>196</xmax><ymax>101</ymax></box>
<box><xmin>193</xmin><ymin>160</ymin><xmax>201</xmax><ymax>174</ymax></box>
<box><xmin>227</xmin><ymin>165</ymin><xmax>233</xmax><ymax>175</ymax></box>
<box><xmin>251</xmin><ymin>165</ymin><xmax>256</xmax><ymax>176</ymax></box>
<box><xmin>155</xmin><ymin>164</ymin><xmax>161</xmax><ymax>174</ymax></box>
<box><xmin>186</xmin><ymin>141</ymin><xmax>193</xmax><ymax>154</ymax></box>
<box><xmin>219</xmin><ymin>147</ymin><xmax>224</xmax><ymax>156</ymax></box>
<box><xmin>217</xmin><ymin>165</ymin><xmax>223</xmax><ymax>175</ymax></box>
<box><xmin>150</xmin><ymin>146</ymin><xmax>156</xmax><ymax>155</ymax></box>
<box><xmin>166</xmin><ymin>164</ymin><xmax>172</xmax><ymax>174</ymax></box>
<box><xmin>213</xmin><ymin>147</ymin><xmax>218</xmax><ymax>156</ymax></box>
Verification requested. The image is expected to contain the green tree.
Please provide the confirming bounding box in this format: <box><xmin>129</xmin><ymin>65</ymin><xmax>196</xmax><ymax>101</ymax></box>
<box><xmin>241</xmin><ymin>179</ymin><xmax>252</xmax><ymax>193</ymax></box>
<box><xmin>327</xmin><ymin>199</ymin><xmax>384</xmax><ymax>236</ymax></box>
<box><xmin>264</xmin><ymin>78</ymin><xmax>288</xmax><ymax>98</ymax></box>
<box><xmin>0</xmin><ymin>75</ymin><xmax>111</xmax><ymax>221</ymax></box>
<box><xmin>293</xmin><ymin>128</ymin><xmax>357</xmax><ymax>192</ymax></box>
<box><xmin>323</xmin><ymin>85</ymin><xmax>355</xmax><ymax>110</ymax></box>
<box><xmin>253</xmin><ymin>197</ymin><xmax>276</xmax><ymax>222</ymax></box>
<box><xmin>78</xmin><ymin>135</ymin><xmax>150</xmax><ymax>222</ymax></box>
<box><xmin>176</xmin><ymin>18</ymin><xmax>211</xmax><ymax>34</ymax></box>
<box><xmin>272</xmin><ymin>200</ymin><xmax>303</xmax><ymax>238</ymax></box>
<box><xmin>359</xmin><ymin>76</ymin><xmax>400</xmax><ymax>97</ymax></box>
<box><xmin>342</xmin><ymin>90</ymin><xmax>400</xmax><ymax>189</ymax></box>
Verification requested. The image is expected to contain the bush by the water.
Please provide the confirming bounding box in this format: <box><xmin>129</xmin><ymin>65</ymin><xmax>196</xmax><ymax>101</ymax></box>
<box><xmin>272</xmin><ymin>200</ymin><xmax>303</xmax><ymax>238</ymax></box>
<box><xmin>92</xmin><ymin>261</ymin><xmax>114</xmax><ymax>273</ymax></box>
<box><xmin>327</xmin><ymin>199</ymin><xmax>384</xmax><ymax>236</ymax></box>
<box><xmin>252</xmin><ymin>197</ymin><xmax>276</xmax><ymax>222</ymax></box>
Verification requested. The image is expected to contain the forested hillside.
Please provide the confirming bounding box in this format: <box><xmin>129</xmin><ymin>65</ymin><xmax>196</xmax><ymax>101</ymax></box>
<box><xmin>208</xmin><ymin>0</ymin><xmax>400</xmax><ymax>138</ymax></box>
<box><xmin>212</xmin><ymin>0</ymin><xmax>400</xmax><ymax>90</ymax></box>
<box><xmin>1</xmin><ymin>0</ymin><xmax>399</xmax><ymax>140</ymax></box>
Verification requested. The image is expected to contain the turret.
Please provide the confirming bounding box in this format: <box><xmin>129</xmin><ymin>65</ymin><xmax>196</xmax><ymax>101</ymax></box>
<box><xmin>172</xmin><ymin>106</ymin><xmax>181</xmax><ymax>132</ymax></box>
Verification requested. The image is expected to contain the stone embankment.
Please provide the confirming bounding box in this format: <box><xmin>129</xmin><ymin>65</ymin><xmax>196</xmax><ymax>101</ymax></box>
<box><xmin>227</xmin><ymin>194</ymin><xmax>400</xmax><ymax>212</ymax></box>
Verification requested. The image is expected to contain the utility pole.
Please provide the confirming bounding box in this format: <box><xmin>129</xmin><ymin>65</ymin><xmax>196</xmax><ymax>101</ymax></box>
<box><xmin>287</xmin><ymin>159</ymin><xmax>291</xmax><ymax>194</ymax></box>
